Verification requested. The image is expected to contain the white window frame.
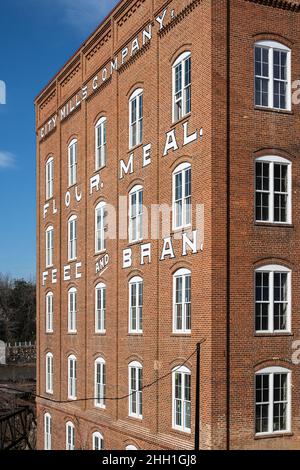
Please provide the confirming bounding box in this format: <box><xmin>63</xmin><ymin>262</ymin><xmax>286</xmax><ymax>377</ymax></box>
<box><xmin>46</xmin><ymin>352</ymin><xmax>53</xmax><ymax>394</ymax></box>
<box><xmin>68</xmin><ymin>139</ymin><xmax>77</xmax><ymax>187</ymax></box>
<box><xmin>92</xmin><ymin>431</ymin><xmax>104</xmax><ymax>450</ymax></box>
<box><xmin>129</xmin><ymin>185</ymin><xmax>143</xmax><ymax>243</ymax></box>
<box><xmin>128</xmin><ymin>361</ymin><xmax>143</xmax><ymax>419</ymax></box>
<box><xmin>95</xmin><ymin>282</ymin><xmax>106</xmax><ymax>333</ymax></box>
<box><xmin>94</xmin><ymin>357</ymin><xmax>106</xmax><ymax>409</ymax></box>
<box><xmin>66</xmin><ymin>421</ymin><xmax>75</xmax><ymax>450</ymax></box>
<box><xmin>46</xmin><ymin>226</ymin><xmax>54</xmax><ymax>268</ymax></box>
<box><xmin>68</xmin><ymin>355</ymin><xmax>77</xmax><ymax>400</ymax></box>
<box><xmin>172</xmin><ymin>365</ymin><xmax>191</xmax><ymax>433</ymax></box>
<box><xmin>46</xmin><ymin>156</ymin><xmax>54</xmax><ymax>200</ymax></box>
<box><xmin>254</xmin><ymin>40</ymin><xmax>291</xmax><ymax>111</ymax></box>
<box><xmin>255</xmin><ymin>156</ymin><xmax>292</xmax><ymax>224</ymax></box>
<box><xmin>46</xmin><ymin>291</ymin><xmax>54</xmax><ymax>333</ymax></box>
<box><xmin>173</xmin><ymin>268</ymin><xmax>191</xmax><ymax>334</ymax></box>
<box><xmin>44</xmin><ymin>412</ymin><xmax>52</xmax><ymax>450</ymax></box>
<box><xmin>95</xmin><ymin>201</ymin><xmax>106</xmax><ymax>253</ymax></box>
<box><xmin>172</xmin><ymin>51</ymin><xmax>191</xmax><ymax>123</ymax></box>
<box><xmin>126</xmin><ymin>445</ymin><xmax>138</xmax><ymax>450</ymax></box>
<box><xmin>95</xmin><ymin>117</ymin><xmax>107</xmax><ymax>170</ymax></box>
<box><xmin>129</xmin><ymin>276</ymin><xmax>143</xmax><ymax>334</ymax></box>
<box><xmin>172</xmin><ymin>163</ymin><xmax>192</xmax><ymax>230</ymax></box>
<box><xmin>255</xmin><ymin>264</ymin><xmax>291</xmax><ymax>334</ymax></box>
<box><xmin>68</xmin><ymin>287</ymin><xmax>77</xmax><ymax>334</ymax></box>
<box><xmin>255</xmin><ymin>366</ymin><xmax>291</xmax><ymax>436</ymax></box>
<box><xmin>68</xmin><ymin>215</ymin><xmax>77</xmax><ymax>261</ymax></box>
<box><xmin>129</xmin><ymin>89</ymin><xmax>143</xmax><ymax>149</ymax></box>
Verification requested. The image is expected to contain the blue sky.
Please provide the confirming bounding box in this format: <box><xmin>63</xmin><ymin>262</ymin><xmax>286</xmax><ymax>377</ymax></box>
<box><xmin>0</xmin><ymin>0</ymin><xmax>119</xmax><ymax>280</ymax></box>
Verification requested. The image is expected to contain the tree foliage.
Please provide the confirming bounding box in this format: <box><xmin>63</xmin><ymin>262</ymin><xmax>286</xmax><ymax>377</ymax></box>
<box><xmin>0</xmin><ymin>274</ymin><xmax>36</xmax><ymax>343</ymax></box>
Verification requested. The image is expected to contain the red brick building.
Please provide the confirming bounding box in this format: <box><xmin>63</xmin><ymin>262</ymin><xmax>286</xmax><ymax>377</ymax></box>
<box><xmin>35</xmin><ymin>0</ymin><xmax>300</xmax><ymax>450</ymax></box>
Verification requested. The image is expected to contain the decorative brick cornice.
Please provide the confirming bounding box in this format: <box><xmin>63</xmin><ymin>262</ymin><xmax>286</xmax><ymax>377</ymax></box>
<box><xmin>57</xmin><ymin>55</ymin><xmax>81</xmax><ymax>86</ymax></box>
<box><xmin>117</xmin><ymin>0</ymin><xmax>146</xmax><ymax>28</ymax></box>
<box><xmin>245</xmin><ymin>0</ymin><xmax>300</xmax><ymax>11</ymax></box>
<box><xmin>60</xmin><ymin>64</ymin><xmax>81</xmax><ymax>88</ymax></box>
<box><xmin>158</xmin><ymin>0</ymin><xmax>202</xmax><ymax>37</ymax></box>
<box><xmin>40</xmin><ymin>89</ymin><xmax>56</xmax><ymax>110</ymax></box>
<box><xmin>85</xmin><ymin>31</ymin><xmax>111</xmax><ymax>62</ymax></box>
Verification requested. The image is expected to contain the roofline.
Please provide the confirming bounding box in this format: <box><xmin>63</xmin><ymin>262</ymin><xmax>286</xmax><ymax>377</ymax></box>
<box><xmin>35</xmin><ymin>0</ymin><xmax>300</xmax><ymax>103</ymax></box>
<box><xmin>245</xmin><ymin>0</ymin><xmax>300</xmax><ymax>11</ymax></box>
<box><xmin>34</xmin><ymin>0</ymin><xmax>124</xmax><ymax>103</ymax></box>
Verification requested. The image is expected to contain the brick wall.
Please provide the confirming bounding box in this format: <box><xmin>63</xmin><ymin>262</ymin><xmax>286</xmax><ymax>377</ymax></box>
<box><xmin>35</xmin><ymin>0</ymin><xmax>300</xmax><ymax>450</ymax></box>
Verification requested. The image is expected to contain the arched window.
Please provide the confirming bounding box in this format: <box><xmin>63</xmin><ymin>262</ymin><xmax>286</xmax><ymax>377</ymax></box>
<box><xmin>68</xmin><ymin>215</ymin><xmax>77</xmax><ymax>261</ymax></box>
<box><xmin>45</xmin><ymin>156</ymin><xmax>54</xmax><ymax>200</ymax></box>
<box><xmin>66</xmin><ymin>421</ymin><xmax>75</xmax><ymax>450</ymax></box>
<box><xmin>255</xmin><ymin>264</ymin><xmax>291</xmax><ymax>333</ymax></box>
<box><xmin>255</xmin><ymin>367</ymin><xmax>291</xmax><ymax>435</ymax></box>
<box><xmin>68</xmin><ymin>287</ymin><xmax>77</xmax><ymax>333</ymax></box>
<box><xmin>44</xmin><ymin>412</ymin><xmax>52</xmax><ymax>450</ymax></box>
<box><xmin>172</xmin><ymin>51</ymin><xmax>191</xmax><ymax>122</ymax></box>
<box><xmin>92</xmin><ymin>431</ymin><xmax>104</xmax><ymax>450</ymax></box>
<box><xmin>129</xmin><ymin>89</ymin><xmax>143</xmax><ymax>149</ymax></box>
<box><xmin>68</xmin><ymin>355</ymin><xmax>77</xmax><ymax>400</ymax></box>
<box><xmin>129</xmin><ymin>276</ymin><xmax>143</xmax><ymax>334</ymax></box>
<box><xmin>173</xmin><ymin>269</ymin><xmax>191</xmax><ymax>333</ymax></box>
<box><xmin>255</xmin><ymin>156</ymin><xmax>292</xmax><ymax>224</ymax></box>
<box><xmin>95</xmin><ymin>283</ymin><xmax>106</xmax><ymax>333</ymax></box>
<box><xmin>126</xmin><ymin>445</ymin><xmax>138</xmax><ymax>450</ymax></box>
<box><xmin>68</xmin><ymin>139</ymin><xmax>77</xmax><ymax>187</ymax></box>
<box><xmin>45</xmin><ymin>352</ymin><xmax>53</xmax><ymax>394</ymax></box>
<box><xmin>95</xmin><ymin>202</ymin><xmax>106</xmax><ymax>253</ymax></box>
<box><xmin>129</xmin><ymin>185</ymin><xmax>143</xmax><ymax>243</ymax></box>
<box><xmin>94</xmin><ymin>357</ymin><xmax>106</xmax><ymax>409</ymax></box>
<box><xmin>45</xmin><ymin>226</ymin><xmax>54</xmax><ymax>268</ymax></box>
<box><xmin>172</xmin><ymin>365</ymin><xmax>191</xmax><ymax>433</ymax></box>
<box><xmin>46</xmin><ymin>291</ymin><xmax>54</xmax><ymax>333</ymax></box>
<box><xmin>254</xmin><ymin>40</ymin><xmax>291</xmax><ymax>110</ymax></box>
<box><xmin>95</xmin><ymin>117</ymin><xmax>107</xmax><ymax>170</ymax></box>
<box><xmin>128</xmin><ymin>361</ymin><xmax>142</xmax><ymax>419</ymax></box>
<box><xmin>172</xmin><ymin>163</ymin><xmax>191</xmax><ymax>230</ymax></box>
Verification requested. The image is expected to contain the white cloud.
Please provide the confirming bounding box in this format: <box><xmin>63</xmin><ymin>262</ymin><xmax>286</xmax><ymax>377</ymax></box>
<box><xmin>57</xmin><ymin>0</ymin><xmax>119</xmax><ymax>32</ymax></box>
<box><xmin>0</xmin><ymin>151</ymin><xmax>15</xmax><ymax>169</ymax></box>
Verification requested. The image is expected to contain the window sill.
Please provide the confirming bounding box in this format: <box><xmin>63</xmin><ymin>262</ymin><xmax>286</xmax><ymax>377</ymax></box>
<box><xmin>171</xmin><ymin>225</ymin><xmax>192</xmax><ymax>235</ymax></box>
<box><xmin>254</xmin><ymin>432</ymin><xmax>293</xmax><ymax>440</ymax></box>
<box><xmin>128</xmin><ymin>239</ymin><xmax>144</xmax><ymax>247</ymax></box>
<box><xmin>45</xmin><ymin>331</ymin><xmax>54</xmax><ymax>335</ymax></box>
<box><xmin>171</xmin><ymin>113</ymin><xmax>192</xmax><ymax>128</ymax></box>
<box><xmin>128</xmin><ymin>142</ymin><xmax>143</xmax><ymax>153</ymax></box>
<box><xmin>171</xmin><ymin>427</ymin><xmax>192</xmax><ymax>437</ymax></box>
<box><xmin>254</xmin><ymin>106</ymin><xmax>293</xmax><ymax>115</ymax></box>
<box><xmin>128</xmin><ymin>333</ymin><xmax>143</xmax><ymax>337</ymax></box>
<box><xmin>128</xmin><ymin>415</ymin><xmax>143</xmax><ymax>422</ymax></box>
<box><xmin>255</xmin><ymin>222</ymin><xmax>294</xmax><ymax>229</ymax></box>
<box><xmin>94</xmin><ymin>165</ymin><xmax>107</xmax><ymax>173</ymax></box>
<box><xmin>95</xmin><ymin>249</ymin><xmax>107</xmax><ymax>257</ymax></box>
<box><xmin>95</xmin><ymin>404</ymin><xmax>106</xmax><ymax>410</ymax></box>
<box><xmin>171</xmin><ymin>333</ymin><xmax>192</xmax><ymax>337</ymax></box>
<box><xmin>67</xmin><ymin>183</ymin><xmax>78</xmax><ymax>190</ymax></box>
<box><xmin>68</xmin><ymin>332</ymin><xmax>77</xmax><ymax>335</ymax></box>
<box><xmin>95</xmin><ymin>331</ymin><xmax>106</xmax><ymax>336</ymax></box>
<box><xmin>254</xmin><ymin>332</ymin><xmax>293</xmax><ymax>337</ymax></box>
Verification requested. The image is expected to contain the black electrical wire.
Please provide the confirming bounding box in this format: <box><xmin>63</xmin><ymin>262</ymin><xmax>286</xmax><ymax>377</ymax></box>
<box><xmin>0</xmin><ymin>347</ymin><xmax>197</xmax><ymax>405</ymax></box>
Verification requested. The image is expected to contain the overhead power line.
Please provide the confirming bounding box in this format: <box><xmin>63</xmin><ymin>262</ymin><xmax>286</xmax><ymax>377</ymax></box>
<box><xmin>0</xmin><ymin>346</ymin><xmax>199</xmax><ymax>405</ymax></box>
